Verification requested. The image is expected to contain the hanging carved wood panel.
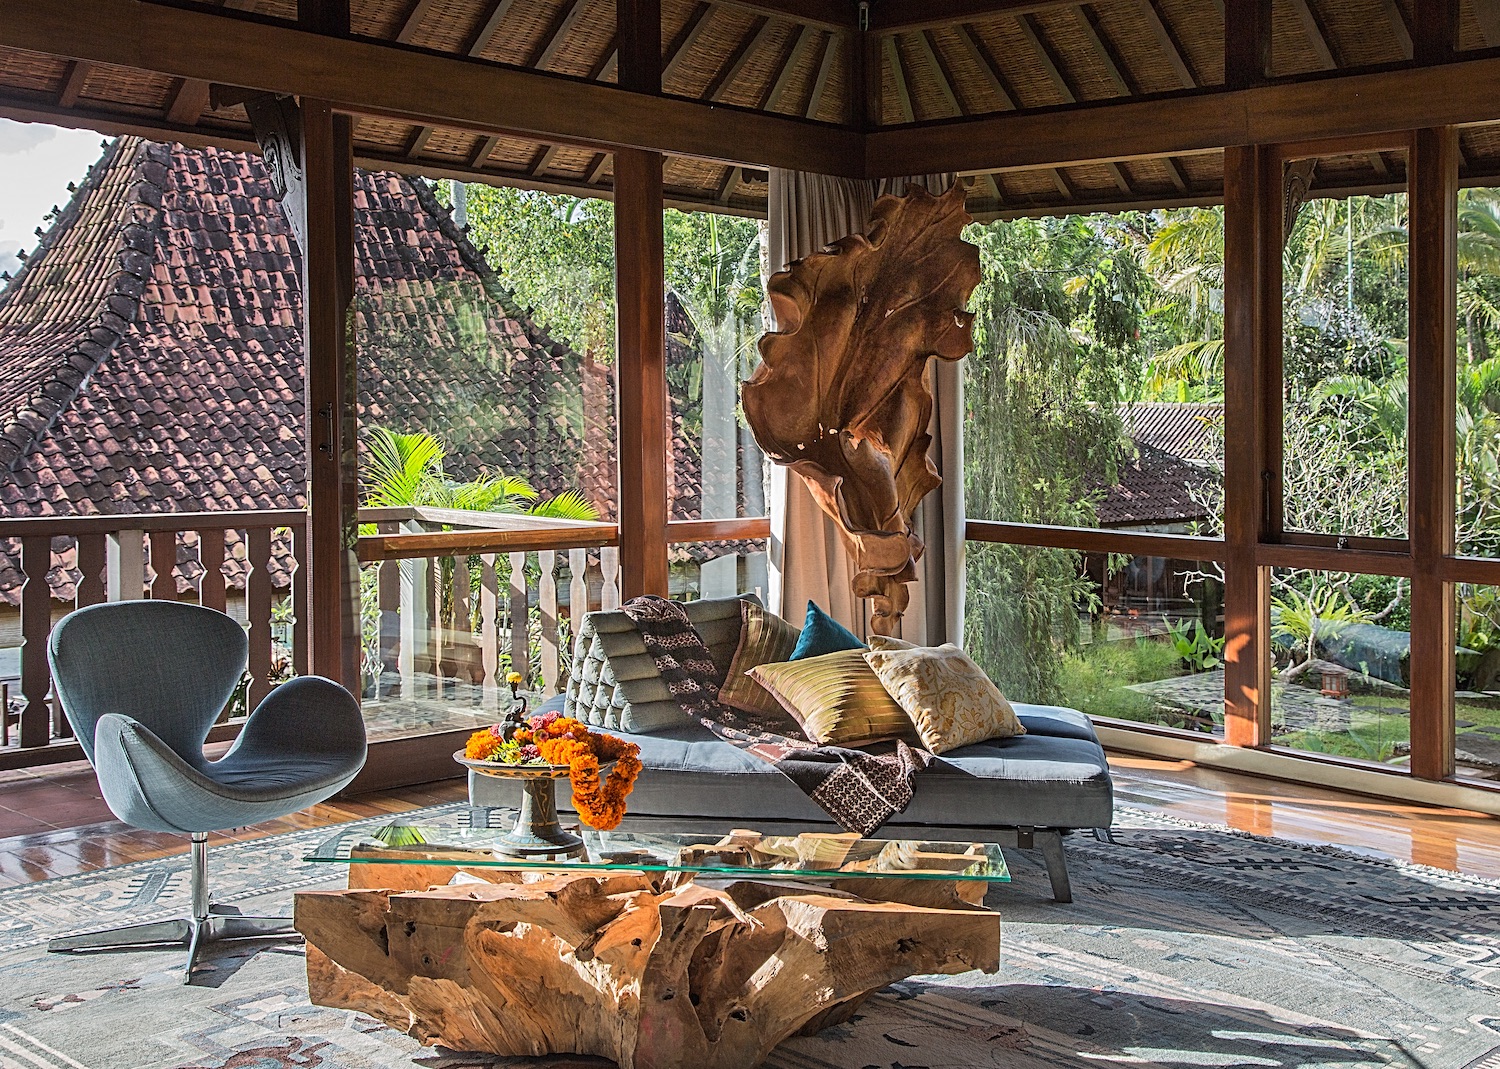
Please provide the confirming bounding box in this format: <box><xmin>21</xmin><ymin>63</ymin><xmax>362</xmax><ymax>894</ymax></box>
<box><xmin>743</xmin><ymin>184</ymin><xmax>981</xmax><ymax>634</ymax></box>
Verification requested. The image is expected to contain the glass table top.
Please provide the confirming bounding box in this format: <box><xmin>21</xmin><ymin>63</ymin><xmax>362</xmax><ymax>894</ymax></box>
<box><xmin>306</xmin><ymin>823</ymin><xmax>1011</xmax><ymax>884</ymax></box>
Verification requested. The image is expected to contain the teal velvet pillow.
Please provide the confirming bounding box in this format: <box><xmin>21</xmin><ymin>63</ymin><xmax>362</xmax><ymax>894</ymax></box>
<box><xmin>789</xmin><ymin>600</ymin><xmax>865</xmax><ymax>660</ymax></box>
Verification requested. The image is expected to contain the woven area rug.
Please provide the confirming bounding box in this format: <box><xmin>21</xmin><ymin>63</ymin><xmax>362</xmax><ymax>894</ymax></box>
<box><xmin>0</xmin><ymin>805</ymin><xmax>1494</xmax><ymax>1069</ymax></box>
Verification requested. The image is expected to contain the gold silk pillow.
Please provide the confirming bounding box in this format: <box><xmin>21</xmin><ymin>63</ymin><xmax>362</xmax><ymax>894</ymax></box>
<box><xmin>748</xmin><ymin>649</ymin><xmax>920</xmax><ymax>747</ymax></box>
<box><xmin>867</xmin><ymin>635</ymin><xmax>917</xmax><ymax>652</ymax></box>
<box><xmin>861</xmin><ymin>643</ymin><xmax>1025</xmax><ymax>754</ymax></box>
<box><xmin>718</xmin><ymin>601</ymin><xmax>801</xmax><ymax>720</ymax></box>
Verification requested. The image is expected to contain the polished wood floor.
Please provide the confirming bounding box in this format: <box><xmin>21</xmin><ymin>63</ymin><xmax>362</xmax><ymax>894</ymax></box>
<box><xmin>0</xmin><ymin>754</ymin><xmax>1494</xmax><ymax>885</ymax></box>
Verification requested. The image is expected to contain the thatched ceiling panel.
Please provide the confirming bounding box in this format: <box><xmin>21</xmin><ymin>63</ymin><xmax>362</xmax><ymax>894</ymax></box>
<box><xmin>541</xmin><ymin>145</ymin><xmax>600</xmax><ymax>181</ymax></box>
<box><xmin>1269</xmin><ymin>0</ymin><xmax>1335</xmax><ymax>78</ymax></box>
<box><xmin>1091</xmin><ymin>1</ymin><xmax>1196</xmax><ymax>93</ymax></box>
<box><xmin>927</xmin><ymin>26</ymin><xmax>1008</xmax><ymax>115</ymax></box>
<box><xmin>894</xmin><ymin>35</ymin><xmax>956</xmax><ymax>122</ymax></box>
<box><xmin>80</xmin><ymin>64</ymin><xmax>174</xmax><ymax>111</ymax></box>
<box><xmin>398</xmin><ymin>0</ymin><xmax>487</xmax><ymax>56</ymax></box>
<box><xmin>664</xmin><ymin>154</ymin><xmax>722</xmax><ymax>193</ymax></box>
<box><xmin>763</xmin><ymin>27</ymin><xmax>826</xmax><ymax>117</ymax></box>
<box><xmin>537</xmin><ymin>0</ymin><xmax>616</xmax><ymax>78</ymax></box>
<box><xmin>1029</xmin><ymin>8</ymin><xmax>1125</xmax><ymax>102</ymax></box>
<box><xmin>969</xmin><ymin>18</ymin><xmax>1072</xmax><ymax>111</ymax></box>
<box><xmin>1315</xmin><ymin>0</ymin><xmax>1411</xmax><ymax>67</ymax></box>
<box><xmin>1458</xmin><ymin>0</ymin><xmax>1495</xmax><ymax>50</ymax></box>
<box><xmin>349</xmin><ymin>0</ymin><xmax>407</xmax><ymax>42</ymax></box>
<box><xmin>0</xmin><ymin>48</ymin><xmax>67</xmax><ymax>96</ymax></box>
<box><xmin>664</xmin><ymin>7</ymin><xmax>756</xmax><ymax>98</ymax></box>
<box><xmin>1158</xmin><ymin>0</ymin><xmax>1224</xmax><ymax>85</ymax></box>
<box><xmin>353</xmin><ymin>116</ymin><xmax>412</xmax><ymax>153</ymax></box>
<box><xmin>469</xmin><ymin>0</ymin><xmax>562</xmax><ymax>66</ymax></box>
<box><xmin>1179</xmin><ymin>152</ymin><xmax>1224</xmax><ymax>188</ymax></box>
<box><xmin>810</xmin><ymin>34</ymin><xmax>848</xmax><ymax>123</ymax></box>
<box><xmin>718</xmin><ymin>20</ymin><xmax>796</xmax><ymax>109</ymax></box>
<box><xmin>419</xmin><ymin>127</ymin><xmax>476</xmax><ymax>161</ymax></box>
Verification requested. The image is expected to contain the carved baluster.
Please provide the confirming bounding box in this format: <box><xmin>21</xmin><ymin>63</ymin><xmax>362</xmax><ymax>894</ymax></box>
<box><xmin>376</xmin><ymin>523</ymin><xmax>399</xmax><ymax>695</ymax></box>
<box><xmin>199</xmin><ymin>529</ymin><xmax>227</xmax><ymax>612</ymax></box>
<box><xmin>600</xmin><ymin>546</ymin><xmax>621</xmax><ymax>610</ymax></box>
<box><xmin>19</xmin><ymin>536</ymin><xmax>52</xmax><ymax>748</ymax></box>
<box><xmin>247</xmin><ymin>526</ymin><xmax>273</xmax><ymax>709</ymax></box>
<box><xmin>509</xmin><ymin>551</ymin><xmax>529</xmax><ymax>687</ymax></box>
<box><xmin>481</xmin><ymin>553</ymin><xmax>499</xmax><ymax>705</ymax></box>
<box><xmin>149</xmin><ymin>530</ymin><xmax>176</xmax><ymax>600</ymax></box>
<box><xmin>106</xmin><ymin>530</ymin><xmax>146</xmax><ymax>601</ymax></box>
<box><xmin>539</xmin><ymin>550</ymin><xmax>559</xmax><ymax>696</ymax></box>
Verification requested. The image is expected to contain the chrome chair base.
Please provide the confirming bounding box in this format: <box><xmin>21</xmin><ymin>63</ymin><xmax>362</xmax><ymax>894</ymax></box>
<box><xmin>45</xmin><ymin>832</ymin><xmax>300</xmax><ymax>983</ymax></box>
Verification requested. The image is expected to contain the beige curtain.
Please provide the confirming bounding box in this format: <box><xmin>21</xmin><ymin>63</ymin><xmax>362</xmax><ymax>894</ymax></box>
<box><xmin>762</xmin><ymin>170</ymin><xmax>965</xmax><ymax>646</ymax></box>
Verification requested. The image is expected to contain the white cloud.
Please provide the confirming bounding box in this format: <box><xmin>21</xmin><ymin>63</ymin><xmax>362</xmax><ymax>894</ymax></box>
<box><xmin>0</xmin><ymin>238</ymin><xmax>19</xmax><ymax>279</ymax></box>
<box><xmin>0</xmin><ymin>119</ymin><xmax>108</xmax><ymax>259</ymax></box>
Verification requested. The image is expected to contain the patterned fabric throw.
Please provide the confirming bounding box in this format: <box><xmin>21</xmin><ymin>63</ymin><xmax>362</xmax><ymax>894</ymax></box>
<box><xmin>620</xmin><ymin>595</ymin><xmax>932</xmax><ymax>837</ymax></box>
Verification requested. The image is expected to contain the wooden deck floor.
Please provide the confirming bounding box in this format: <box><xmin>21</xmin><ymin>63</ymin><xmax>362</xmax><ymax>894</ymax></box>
<box><xmin>0</xmin><ymin>754</ymin><xmax>1494</xmax><ymax>885</ymax></box>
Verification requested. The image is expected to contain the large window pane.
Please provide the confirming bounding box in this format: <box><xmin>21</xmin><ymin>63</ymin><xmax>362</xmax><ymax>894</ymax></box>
<box><xmin>1267</xmin><ymin>568</ymin><xmax>1412</xmax><ymax>766</ymax></box>
<box><xmin>355</xmin><ymin>170</ymin><xmax>617</xmax><ymax>738</ymax></box>
<box><xmin>1455</xmin><ymin>583</ymin><xmax>1500</xmax><ymax>784</ymax></box>
<box><xmin>664</xmin><ymin>208</ymin><xmax>768</xmax><ymax>524</ymax></box>
<box><xmin>1280</xmin><ymin>153</ymin><xmax>1409</xmax><ymax>538</ymax></box>
<box><xmin>1456</xmin><ymin>186</ymin><xmax>1500</xmax><ymax>557</ymax></box>
<box><xmin>966</xmin><ymin>544</ymin><xmax>1224</xmax><ymax>732</ymax></box>
<box><xmin>963</xmin><ymin>211</ymin><xmax>1224</xmax><ymax>537</ymax></box>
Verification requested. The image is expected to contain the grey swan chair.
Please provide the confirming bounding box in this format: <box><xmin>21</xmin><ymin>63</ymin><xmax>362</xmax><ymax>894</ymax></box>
<box><xmin>45</xmin><ymin>600</ymin><xmax>367</xmax><ymax>982</ymax></box>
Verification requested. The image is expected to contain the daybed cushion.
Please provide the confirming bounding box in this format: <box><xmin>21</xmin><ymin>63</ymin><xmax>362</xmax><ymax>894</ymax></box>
<box><xmin>475</xmin><ymin>696</ymin><xmax>1114</xmax><ymax>832</ymax></box>
<box><xmin>564</xmin><ymin>593</ymin><xmax>755</xmax><ymax>733</ymax></box>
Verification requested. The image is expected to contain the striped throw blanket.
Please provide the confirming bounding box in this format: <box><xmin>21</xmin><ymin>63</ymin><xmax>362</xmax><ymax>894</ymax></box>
<box><xmin>620</xmin><ymin>595</ymin><xmax>930</xmax><ymax>837</ymax></box>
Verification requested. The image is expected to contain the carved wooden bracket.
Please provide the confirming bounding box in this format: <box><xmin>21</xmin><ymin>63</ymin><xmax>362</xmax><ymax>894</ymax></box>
<box><xmin>244</xmin><ymin>93</ymin><xmax>307</xmax><ymax>247</ymax></box>
<box><xmin>1283</xmin><ymin>157</ymin><xmax>1317</xmax><ymax>241</ymax></box>
<box><xmin>744</xmin><ymin>185</ymin><xmax>980</xmax><ymax>635</ymax></box>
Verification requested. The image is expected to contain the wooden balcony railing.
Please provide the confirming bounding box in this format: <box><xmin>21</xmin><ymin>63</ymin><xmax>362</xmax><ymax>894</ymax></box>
<box><xmin>0</xmin><ymin>510</ymin><xmax>307</xmax><ymax>769</ymax></box>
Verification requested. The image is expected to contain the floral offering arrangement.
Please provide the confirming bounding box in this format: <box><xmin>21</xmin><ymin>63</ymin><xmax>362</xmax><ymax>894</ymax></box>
<box><xmin>464</xmin><ymin>711</ymin><xmax>643</xmax><ymax>831</ymax></box>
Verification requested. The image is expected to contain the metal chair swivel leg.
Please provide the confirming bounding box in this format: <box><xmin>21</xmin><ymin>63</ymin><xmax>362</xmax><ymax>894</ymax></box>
<box><xmin>48</xmin><ymin>833</ymin><xmax>299</xmax><ymax>983</ymax></box>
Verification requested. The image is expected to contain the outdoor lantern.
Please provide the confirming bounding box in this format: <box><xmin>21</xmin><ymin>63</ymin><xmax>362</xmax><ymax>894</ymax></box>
<box><xmin>1320</xmin><ymin>664</ymin><xmax>1351</xmax><ymax>700</ymax></box>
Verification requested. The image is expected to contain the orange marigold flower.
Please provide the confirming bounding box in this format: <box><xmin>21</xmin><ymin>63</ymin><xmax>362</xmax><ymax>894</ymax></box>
<box><xmin>464</xmin><ymin>729</ymin><xmax>503</xmax><ymax>761</ymax></box>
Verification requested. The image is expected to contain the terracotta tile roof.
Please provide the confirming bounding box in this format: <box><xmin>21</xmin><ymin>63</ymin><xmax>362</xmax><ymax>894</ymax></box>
<box><xmin>1096</xmin><ymin>441</ymin><xmax>1215</xmax><ymax>529</ymax></box>
<box><xmin>0</xmin><ymin>137</ymin><xmax>718</xmax><ymax>602</ymax></box>
<box><xmin>1120</xmin><ymin>402</ymin><xmax>1222</xmax><ymax>464</ymax></box>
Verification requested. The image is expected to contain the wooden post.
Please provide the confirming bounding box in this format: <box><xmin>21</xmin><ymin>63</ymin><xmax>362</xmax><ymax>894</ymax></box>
<box><xmin>19</xmin><ymin>536</ymin><xmax>52</xmax><ymax>748</ymax></box>
<box><xmin>1224</xmin><ymin>0</ymin><xmax>1271</xmax><ymax>89</ymax></box>
<box><xmin>1221</xmin><ymin>144</ymin><xmax>1275</xmax><ymax>748</ymax></box>
<box><xmin>301</xmin><ymin>99</ymin><xmax>361</xmax><ymax>692</ymax></box>
<box><xmin>1408</xmin><ymin>126</ymin><xmax>1458</xmax><ymax>781</ymax></box>
<box><xmin>1413</xmin><ymin>0</ymin><xmax>1459</xmax><ymax>65</ymax></box>
<box><xmin>614</xmin><ymin>0</ymin><xmax>669</xmax><ymax>600</ymax></box>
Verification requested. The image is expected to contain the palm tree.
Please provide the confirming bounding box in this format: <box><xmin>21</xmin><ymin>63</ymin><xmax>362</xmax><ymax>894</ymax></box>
<box><xmin>362</xmin><ymin>427</ymin><xmax>598</xmax><ymax>519</ymax></box>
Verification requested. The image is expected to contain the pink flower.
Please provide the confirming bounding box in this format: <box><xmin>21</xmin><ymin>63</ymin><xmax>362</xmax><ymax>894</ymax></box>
<box><xmin>519</xmin><ymin>744</ymin><xmax>542</xmax><ymax>762</ymax></box>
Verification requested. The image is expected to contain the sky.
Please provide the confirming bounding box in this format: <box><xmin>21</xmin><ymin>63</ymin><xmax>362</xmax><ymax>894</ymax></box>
<box><xmin>0</xmin><ymin>118</ymin><xmax>108</xmax><ymax>279</ymax></box>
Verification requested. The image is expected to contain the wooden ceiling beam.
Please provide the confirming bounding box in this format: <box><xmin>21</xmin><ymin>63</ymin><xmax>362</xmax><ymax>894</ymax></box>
<box><xmin>165</xmin><ymin>77</ymin><xmax>212</xmax><ymax>125</ymax></box>
<box><xmin>1</xmin><ymin>0</ymin><xmax>862</xmax><ymax>175</ymax></box>
<box><xmin>531</xmin><ymin>0</ymin><xmax>590</xmax><ymax>70</ymax></box>
<box><xmin>396</xmin><ymin>0</ymin><xmax>440</xmax><ymax>45</ymax></box>
<box><xmin>704</xmin><ymin>0</ymin><xmax>850</xmax><ymax>32</ymax></box>
<box><xmin>662</xmin><ymin>4</ymin><xmax>714</xmax><ymax>85</ymax></box>
<box><xmin>55</xmin><ymin>61</ymin><xmax>91</xmax><ymax>108</ymax></box>
<box><xmin>1074</xmin><ymin>6</ymin><xmax>1137</xmax><ymax>97</ymax></box>
<box><xmin>871</xmin><ymin>0</ymin><xmax>1081</xmax><ymax>33</ymax></box>
<box><xmin>1016</xmin><ymin>14</ymin><xmax>1076</xmax><ymax>104</ymax></box>
<box><xmin>469</xmin><ymin>133</ymin><xmax>501</xmax><ymax>167</ymax></box>
<box><xmin>803</xmin><ymin>30</ymin><xmax>837</xmax><ymax>118</ymax></box>
<box><xmin>466</xmin><ymin>0</ymin><xmax>519</xmax><ymax>58</ymax></box>
<box><xmin>884</xmin><ymin>34</ymin><xmax>916</xmax><ymax>122</ymax></box>
<box><xmin>915</xmin><ymin>30</ymin><xmax>963</xmax><ymax>116</ymax></box>
<box><xmin>705</xmin><ymin>17</ymin><xmax>775</xmax><ymax>101</ymax></box>
<box><xmin>1378</xmin><ymin>0</ymin><xmax>1414</xmax><ymax>59</ymax></box>
<box><xmin>1163</xmin><ymin>155</ymin><xmax>1189</xmax><ymax>192</ymax></box>
<box><xmin>866</xmin><ymin>54</ymin><xmax>1500</xmax><ymax>177</ymax></box>
<box><xmin>764</xmin><ymin>24</ymin><xmax>818</xmax><ymax>111</ymax></box>
<box><xmin>951</xmin><ymin>24</ymin><xmax>1016</xmax><ymax>109</ymax></box>
<box><xmin>1136</xmin><ymin>0</ymin><xmax>1196</xmax><ymax>89</ymax></box>
<box><xmin>1477</xmin><ymin>0</ymin><xmax>1500</xmax><ymax>48</ymax></box>
<box><xmin>1287</xmin><ymin>0</ymin><xmax>1338</xmax><ymax>70</ymax></box>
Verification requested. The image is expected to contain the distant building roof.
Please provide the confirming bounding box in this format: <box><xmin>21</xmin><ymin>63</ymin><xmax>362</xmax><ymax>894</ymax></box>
<box><xmin>0</xmin><ymin>138</ymin><xmax>731</xmax><ymax>603</ymax></box>
<box><xmin>1096</xmin><ymin>441</ymin><xmax>1215</xmax><ymax>529</ymax></box>
<box><xmin>1120</xmin><ymin>402</ymin><xmax>1222</xmax><ymax>465</ymax></box>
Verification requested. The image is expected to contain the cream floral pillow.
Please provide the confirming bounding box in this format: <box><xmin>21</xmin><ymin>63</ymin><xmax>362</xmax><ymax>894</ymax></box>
<box><xmin>862</xmin><ymin>643</ymin><xmax>1025</xmax><ymax>754</ymax></box>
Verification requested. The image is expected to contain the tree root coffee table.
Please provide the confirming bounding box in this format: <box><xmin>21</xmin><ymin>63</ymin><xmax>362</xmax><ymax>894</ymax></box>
<box><xmin>299</xmin><ymin>823</ymin><xmax>1008</xmax><ymax>1069</ymax></box>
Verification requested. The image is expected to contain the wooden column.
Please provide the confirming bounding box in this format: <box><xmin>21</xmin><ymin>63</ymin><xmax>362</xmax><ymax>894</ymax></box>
<box><xmin>614</xmin><ymin>0</ymin><xmax>669</xmax><ymax>598</ymax></box>
<box><xmin>1224</xmin><ymin>0</ymin><xmax>1271</xmax><ymax>89</ymax></box>
<box><xmin>1413</xmin><ymin>0</ymin><xmax>1459</xmax><ymax>65</ymax></box>
<box><xmin>1408</xmin><ymin>126</ymin><xmax>1459</xmax><ymax>780</ymax></box>
<box><xmin>301</xmin><ymin>99</ymin><xmax>362</xmax><ymax>691</ymax></box>
<box><xmin>1221</xmin><ymin>144</ymin><xmax>1276</xmax><ymax>748</ymax></box>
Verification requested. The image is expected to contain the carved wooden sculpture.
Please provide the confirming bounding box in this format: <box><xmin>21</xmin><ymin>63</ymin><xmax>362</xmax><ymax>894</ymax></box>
<box><xmin>296</xmin><ymin>873</ymin><xmax>999</xmax><ymax>1069</ymax></box>
<box><xmin>744</xmin><ymin>184</ymin><xmax>981</xmax><ymax>634</ymax></box>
